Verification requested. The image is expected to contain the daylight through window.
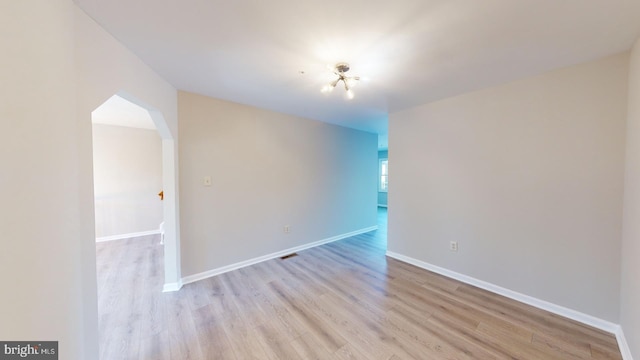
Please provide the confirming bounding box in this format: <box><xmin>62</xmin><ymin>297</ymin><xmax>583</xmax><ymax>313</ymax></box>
<box><xmin>379</xmin><ymin>159</ymin><xmax>388</xmax><ymax>192</ymax></box>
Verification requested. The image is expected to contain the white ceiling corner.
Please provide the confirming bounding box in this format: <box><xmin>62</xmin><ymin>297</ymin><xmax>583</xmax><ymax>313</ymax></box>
<box><xmin>76</xmin><ymin>0</ymin><xmax>640</xmax><ymax>135</ymax></box>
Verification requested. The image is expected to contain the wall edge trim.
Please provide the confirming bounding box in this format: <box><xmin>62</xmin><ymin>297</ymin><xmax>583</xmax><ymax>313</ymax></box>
<box><xmin>181</xmin><ymin>226</ymin><xmax>378</xmax><ymax>286</ymax></box>
<box><xmin>385</xmin><ymin>251</ymin><xmax>620</xmax><ymax>334</ymax></box>
<box><xmin>162</xmin><ymin>280</ymin><xmax>183</xmax><ymax>293</ymax></box>
<box><xmin>616</xmin><ymin>326</ymin><xmax>634</xmax><ymax>360</ymax></box>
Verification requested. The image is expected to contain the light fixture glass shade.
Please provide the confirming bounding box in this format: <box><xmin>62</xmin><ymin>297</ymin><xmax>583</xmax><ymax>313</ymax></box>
<box><xmin>321</xmin><ymin>84</ymin><xmax>334</xmax><ymax>94</ymax></box>
<box><xmin>346</xmin><ymin>89</ymin><xmax>355</xmax><ymax>100</ymax></box>
<box><xmin>345</xmin><ymin>78</ymin><xmax>358</xmax><ymax>89</ymax></box>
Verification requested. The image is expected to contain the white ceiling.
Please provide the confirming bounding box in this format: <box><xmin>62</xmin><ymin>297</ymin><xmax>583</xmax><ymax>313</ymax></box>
<box><xmin>75</xmin><ymin>0</ymin><xmax>640</xmax><ymax>135</ymax></box>
<box><xmin>92</xmin><ymin>94</ymin><xmax>156</xmax><ymax>130</ymax></box>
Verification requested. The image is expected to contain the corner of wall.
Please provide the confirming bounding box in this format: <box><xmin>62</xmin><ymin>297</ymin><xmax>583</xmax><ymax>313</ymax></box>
<box><xmin>619</xmin><ymin>36</ymin><xmax>640</xmax><ymax>360</ymax></box>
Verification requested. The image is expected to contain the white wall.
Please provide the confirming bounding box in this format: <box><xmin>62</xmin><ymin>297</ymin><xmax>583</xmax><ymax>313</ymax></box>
<box><xmin>389</xmin><ymin>53</ymin><xmax>628</xmax><ymax>322</ymax></box>
<box><xmin>92</xmin><ymin>124</ymin><xmax>163</xmax><ymax>238</ymax></box>
<box><xmin>621</xmin><ymin>37</ymin><xmax>640</xmax><ymax>358</ymax></box>
<box><xmin>0</xmin><ymin>1</ymin><xmax>90</xmax><ymax>358</ymax></box>
<box><xmin>178</xmin><ymin>91</ymin><xmax>378</xmax><ymax>277</ymax></box>
<box><xmin>0</xmin><ymin>4</ymin><xmax>180</xmax><ymax>357</ymax></box>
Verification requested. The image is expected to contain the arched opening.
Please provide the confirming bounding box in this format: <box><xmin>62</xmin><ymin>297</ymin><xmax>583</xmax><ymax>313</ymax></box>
<box><xmin>90</xmin><ymin>91</ymin><xmax>180</xmax><ymax>357</ymax></box>
<box><xmin>90</xmin><ymin>91</ymin><xmax>180</xmax><ymax>291</ymax></box>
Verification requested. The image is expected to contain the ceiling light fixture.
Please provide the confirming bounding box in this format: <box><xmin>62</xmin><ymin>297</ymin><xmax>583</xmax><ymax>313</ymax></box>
<box><xmin>321</xmin><ymin>62</ymin><xmax>360</xmax><ymax>100</ymax></box>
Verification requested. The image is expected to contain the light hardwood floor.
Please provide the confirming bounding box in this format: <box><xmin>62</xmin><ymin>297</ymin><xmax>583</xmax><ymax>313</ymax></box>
<box><xmin>96</xmin><ymin>208</ymin><xmax>622</xmax><ymax>359</ymax></box>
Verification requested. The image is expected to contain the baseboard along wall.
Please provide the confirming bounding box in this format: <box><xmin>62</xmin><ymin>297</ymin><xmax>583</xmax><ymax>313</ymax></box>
<box><xmin>385</xmin><ymin>251</ymin><xmax>633</xmax><ymax>360</ymax></box>
<box><xmin>96</xmin><ymin>229</ymin><xmax>161</xmax><ymax>242</ymax></box>
<box><xmin>171</xmin><ymin>226</ymin><xmax>378</xmax><ymax>289</ymax></box>
<box><xmin>616</xmin><ymin>326</ymin><xmax>634</xmax><ymax>360</ymax></box>
<box><xmin>157</xmin><ymin>226</ymin><xmax>633</xmax><ymax>358</ymax></box>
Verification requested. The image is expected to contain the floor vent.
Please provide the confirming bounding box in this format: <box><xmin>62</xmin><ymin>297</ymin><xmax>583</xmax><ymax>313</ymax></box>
<box><xmin>280</xmin><ymin>253</ymin><xmax>298</xmax><ymax>260</ymax></box>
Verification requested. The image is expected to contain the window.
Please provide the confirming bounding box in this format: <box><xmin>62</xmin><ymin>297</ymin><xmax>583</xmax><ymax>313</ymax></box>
<box><xmin>379</xmin><ymin>158</ymin><xmax>388</xmax><ymax>192</ymax></box>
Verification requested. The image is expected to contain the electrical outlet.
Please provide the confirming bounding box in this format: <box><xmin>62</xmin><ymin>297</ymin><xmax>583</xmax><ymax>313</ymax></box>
<box><xmin>450</xmin><ymin>241</ymin><xmax>458</xmax><ymax>252</ymax></box>
<box><xmin>284</xmin><ymin>225</ymin><xmax>290</xmax><ymax>234</ymax></box>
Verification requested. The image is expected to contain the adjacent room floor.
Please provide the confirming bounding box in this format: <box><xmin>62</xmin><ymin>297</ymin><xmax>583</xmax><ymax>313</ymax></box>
<box><xmin>96</xmin><ymin>207</ymin><xmax>621</xmax><ymax>359</ymax></box>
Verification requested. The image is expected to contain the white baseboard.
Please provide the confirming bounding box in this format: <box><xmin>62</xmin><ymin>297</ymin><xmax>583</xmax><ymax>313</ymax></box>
<box><xmin>96</xmin><ymin>229</ymin><xmax>161</xmax><ymax>242</ymax></box>
<box><xmin>615</xmin><ymin>326</ymin><xmax>634</xmax><ymax>360</ymax></box>
<box><xmin>385</xmin><ymin>251</ymin><xmax>619</xmax><ymax>335</ymax></box>
<box><xmin>377</xmin><ymin>204</ymin><xmax>388</xmax><ymax>208</ymax></box>
<box><xmin>181</xmin><ymin>226</ymin><xmax>378</xmax><ymax>286</ymax></box>
<box><xmin>162</xmin><ymin>280</ymin><xmax>183</xmax><ymax>293</ymax></box>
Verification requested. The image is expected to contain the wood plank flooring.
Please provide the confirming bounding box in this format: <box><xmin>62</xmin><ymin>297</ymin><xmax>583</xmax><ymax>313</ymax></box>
<box><xmin>96</xmin><ymin>208</ymin><xmax>622</xmax><ymax>359</ymax></box>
